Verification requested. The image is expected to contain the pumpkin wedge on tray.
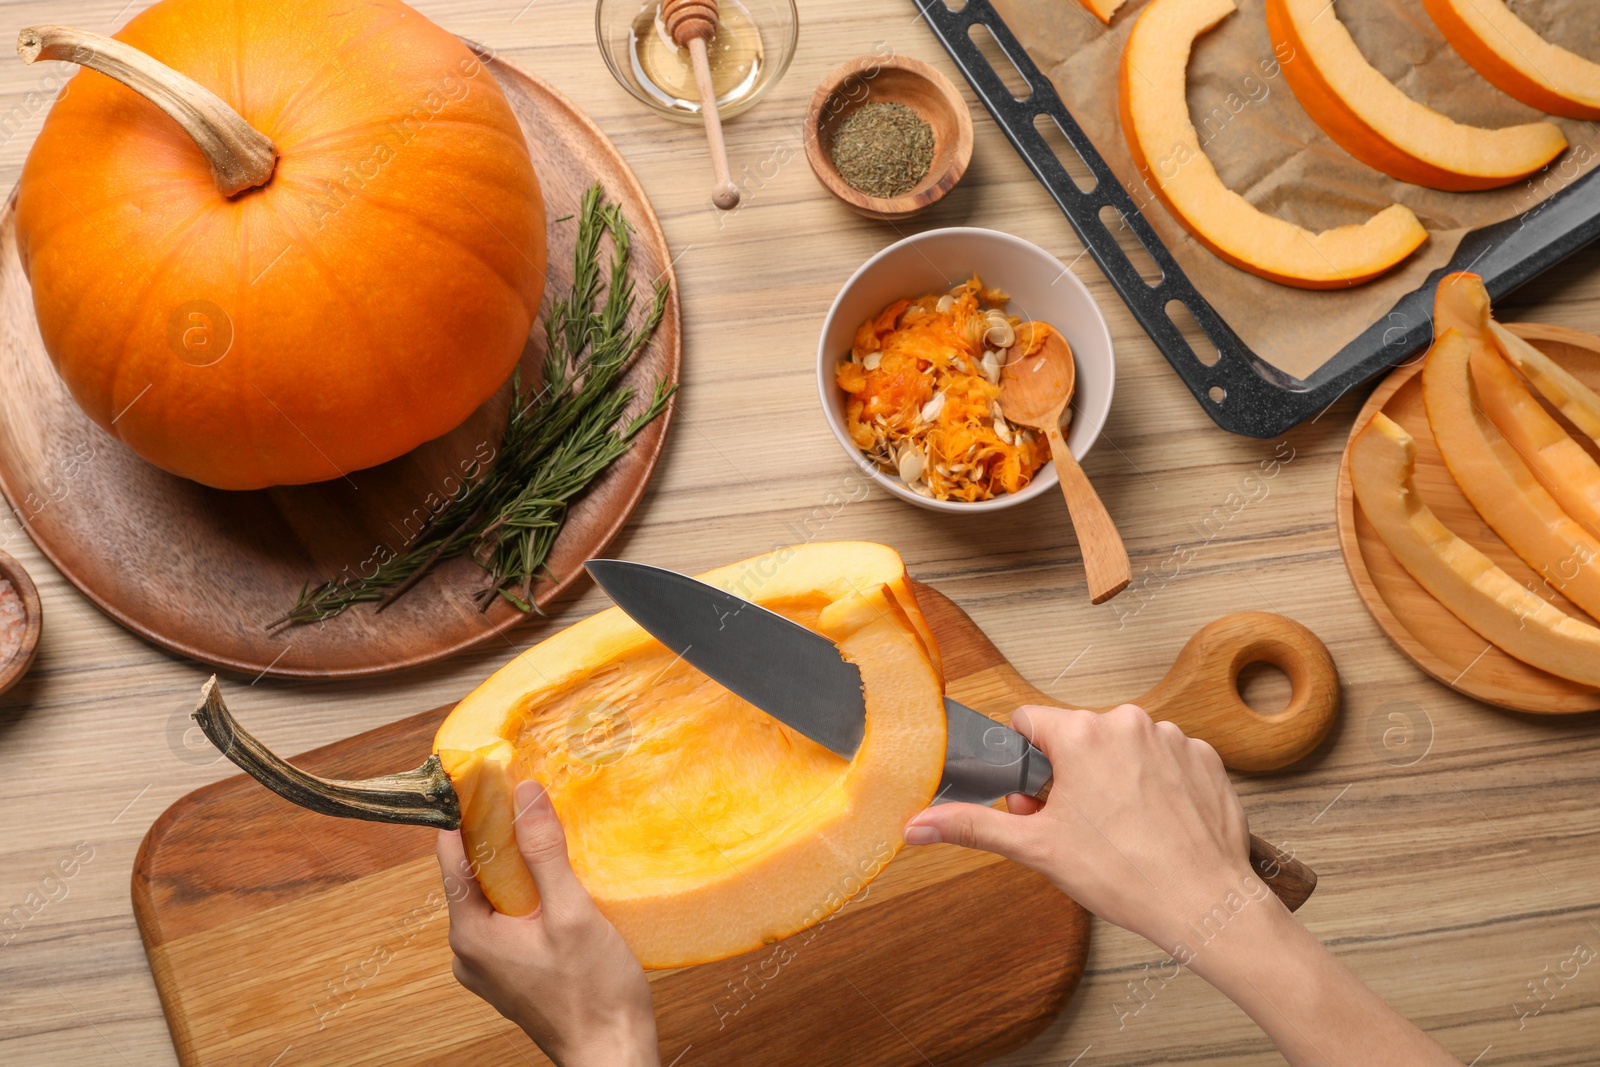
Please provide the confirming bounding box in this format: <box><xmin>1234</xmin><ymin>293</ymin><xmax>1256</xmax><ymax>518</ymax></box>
<box><xmin>1344</xmin><ymin>271</ymin><xmax>1600</xmax><ymax>704</ymax></box>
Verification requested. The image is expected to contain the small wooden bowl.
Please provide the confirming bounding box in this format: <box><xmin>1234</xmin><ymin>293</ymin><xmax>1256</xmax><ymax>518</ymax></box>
<box><xmin>0</xmin><ymin>550</ymin><xmax>41</xmax><ymax>697</ymax></box>
<box><xmin>804</xmin><ymin>55</ymin><xmax>973</xmax><ymax>221</ymax></box>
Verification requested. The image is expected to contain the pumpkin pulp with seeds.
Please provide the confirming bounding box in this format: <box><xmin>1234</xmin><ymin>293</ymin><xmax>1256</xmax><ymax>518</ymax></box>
<box><xmin>837</xmin><ymin>277</ymin><xmax>1052</xmax><ymax>501</ymax></box>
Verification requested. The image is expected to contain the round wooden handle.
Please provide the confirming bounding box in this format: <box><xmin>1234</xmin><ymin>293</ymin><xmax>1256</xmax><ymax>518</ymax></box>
<box><xmin>661</xmin><ymin>0</ymin><xmax>718</xmax><ymax>45</ymax></box>
<box><xmin>1110</xmin><ymin>612</ymin><xmax>1340</xmax><ymax>773</ymax></box>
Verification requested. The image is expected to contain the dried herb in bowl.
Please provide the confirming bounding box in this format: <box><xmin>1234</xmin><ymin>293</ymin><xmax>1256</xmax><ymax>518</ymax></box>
<box><xmin>831</xmin><ymin>102</ymin><xmax>934</xmax><ymax>199</ymax></box>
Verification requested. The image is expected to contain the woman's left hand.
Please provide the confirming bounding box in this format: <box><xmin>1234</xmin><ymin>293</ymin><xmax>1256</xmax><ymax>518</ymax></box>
<box><xmin>437</xmin><ymin>779</ymin><xmax>659</xmax><ymax>1067</ymax></box>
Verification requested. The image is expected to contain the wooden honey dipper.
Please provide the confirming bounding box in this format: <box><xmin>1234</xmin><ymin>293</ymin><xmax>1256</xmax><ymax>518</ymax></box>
<box><xmin>660</xmin><ymin>0</ymin><xmax>740</xmax><ymax>209</ymax></box>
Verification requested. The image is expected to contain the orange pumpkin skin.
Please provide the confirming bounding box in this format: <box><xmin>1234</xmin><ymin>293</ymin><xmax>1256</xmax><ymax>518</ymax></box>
<box><xmin>15</xmin><ymin>0</ymin><xmax>545</xmax><ymax>490</ymax></box>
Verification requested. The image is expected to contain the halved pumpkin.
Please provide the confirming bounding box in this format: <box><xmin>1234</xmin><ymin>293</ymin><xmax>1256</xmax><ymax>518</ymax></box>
<box><xmin>1266</xmin><ymin>0</ymin><xmax>1567</xmax><ymax>190</ymax></box>
<box><xmin>1423</xmin><ymin>329</ymin><xmax>1600</xmax><ymax>621</ymax></box>
<box><xmin>1422</xmin><ymin>0</ymin><xmax>1600</xmax><ymax>120</ymax></box>
<box><xmin>1434</xmin><ymin>273</ymin><xmax>1600</xmax><ymax>539</ymax></box>
<box><xmin>1489</xmin><ymin>321</ymin><xmax>1600</xmax><ymax>446</ymax></box>
<box><xmin>1351</xmin><ymin>412</ymin><xmax>1600</xmax><ymax>686</ymax></box>
<box><xmin>192</xmin><ymin>542</ymin><xmax>948</xmax><ymax>970</ymax></box>
<box><xmin>1120</xmin><ymin>0</ymin><xmax>1426</xmax><ymax>288</ymax></box>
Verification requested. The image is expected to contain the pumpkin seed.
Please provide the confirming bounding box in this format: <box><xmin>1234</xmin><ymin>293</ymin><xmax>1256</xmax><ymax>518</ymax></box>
<box><xmin>980</xmin><ymin>351</ymin><xmax>1001</xmax><ymax>384</ymax></box>
<box><xmin>919</xmin><ymin>391</ymin><xmax>946</xmax><ymax>423</ymax></box>
<box><xmin>936</xmin><ymin>294</ymin><xmax>955</xmax><ymax>314</ymax></box>
<box><xmin>984</xmin><ymin>322</ymin><xmax>1015</xmax><ymax>349</ymax></box>
<box><xmin>864</xmin><ymin>350</ymin><xmax>882</xmax><ymax>371</ymax></box>
<box><xmin>897</xmin><ymin>446</ymin><xmax>926</xmax><ymax>484</ymax></box>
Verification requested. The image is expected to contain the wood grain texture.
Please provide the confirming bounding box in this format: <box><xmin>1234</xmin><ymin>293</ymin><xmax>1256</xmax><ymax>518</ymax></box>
<box><xmin>0</xmin><ymin>49</ymin><xmax>682</xmax><ymax>678</ymax></box>
<box><xmin>8</xmin><ymin>0</ymin><xmax>1600</xmax><ymax>1064</ymax></box>
<box><xmin>1336</xmin><ymin>324</ymin><xmax>1600</xmax><ymax>713</ymax></box>
<box><xmin>132</xmin><ymin>585</ymin><xmax>1093</xmax><ymax>1067</ymax></box>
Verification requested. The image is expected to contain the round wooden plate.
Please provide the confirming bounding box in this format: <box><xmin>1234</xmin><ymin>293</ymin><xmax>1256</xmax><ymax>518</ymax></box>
<box><xmin>1336</xmin><ymin>323</ymin><xmax>1600</xmax><ymax>714</ymax></box>
<box><xmin>0</xmin><ymin>50</ymin><xmax>680</xmax><ymax>679</ymax></box>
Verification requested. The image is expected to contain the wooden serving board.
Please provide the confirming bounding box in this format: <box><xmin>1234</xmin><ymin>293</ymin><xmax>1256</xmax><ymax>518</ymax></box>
<box><xmin>1336</xmin><ymin>323</ymin><xmax>1600</xmax><ymax>714</ymax></box>
<box><xmin>0</xmin><ymin>47</ymin><xmax>680</xmax><ymax>679</ymax></box>
<box><xmin>131</xmin><ymin>585</ymin><xmax>1333</xmax><ymax>1066</ymax></box>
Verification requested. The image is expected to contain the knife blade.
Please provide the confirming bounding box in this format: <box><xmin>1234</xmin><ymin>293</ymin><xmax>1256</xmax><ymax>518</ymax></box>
<box><xmin>584</xmin><ymin>559</ymin><xmax>1051</xmax><ymax>805</ymax></box>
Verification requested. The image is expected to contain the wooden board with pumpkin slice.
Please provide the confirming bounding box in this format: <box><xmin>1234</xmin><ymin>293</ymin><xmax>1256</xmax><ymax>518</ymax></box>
<box><xmin>1338</xmin><ymin>274</ymin><xmax>1600</xmax><ymax>712</ymax></box>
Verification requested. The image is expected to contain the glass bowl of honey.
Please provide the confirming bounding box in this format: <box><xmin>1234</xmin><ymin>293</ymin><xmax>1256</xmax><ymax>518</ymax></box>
<box><xmin>596</xmin><ymin>0</ymin><xmax>797</xmax><ymax>123</ymax></box>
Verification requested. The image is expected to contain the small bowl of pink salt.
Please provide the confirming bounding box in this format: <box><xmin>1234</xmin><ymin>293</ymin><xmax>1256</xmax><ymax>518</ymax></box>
<box><xmin>0</xmin><ymin>550</ymin><xmax>41</xmax><ymax>697</ymax></box>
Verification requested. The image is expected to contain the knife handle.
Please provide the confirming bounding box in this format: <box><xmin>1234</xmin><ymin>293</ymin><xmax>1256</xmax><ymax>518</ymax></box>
<box><xmin>1031</xmin><ymin>778</ymin><xmax>1317</xmax><ymax>912</ymax></box>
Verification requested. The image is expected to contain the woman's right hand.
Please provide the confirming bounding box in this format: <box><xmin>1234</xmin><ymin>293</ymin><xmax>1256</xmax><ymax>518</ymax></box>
<box><xmin>905</xmin><ymin>703</ymin><xmax>1462</xmax><ymax>1066</ymax></box>
<box><xmin>903</xmin><ymin>702</ymin><xmax>1266</xmax><ymax>956</ymax></box>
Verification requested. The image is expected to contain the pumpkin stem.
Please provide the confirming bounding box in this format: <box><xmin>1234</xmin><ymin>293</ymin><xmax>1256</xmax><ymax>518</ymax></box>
<box><xmin>18</xmin><ymin>25</ymin><xmax>277</xmax><ymax>196</ymax></box>
<box><xmin>192</xmin><ymin>677</ymin><xmax>461</xmax><ymax>829</ymax></box>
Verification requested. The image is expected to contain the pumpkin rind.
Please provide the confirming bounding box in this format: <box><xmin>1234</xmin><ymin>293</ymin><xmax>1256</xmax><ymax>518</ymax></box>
<box><xmin>1421</xmin><ymin>0</ymin><xmax>1600</xmax><ymax>121</ymax></box>
<box><xmin>15</xmin><ymin>0</ymin><xmax>546</xmax><ymax>489</ymax></box>
<box><xmin>1350</xmin><ymin>412</ymin><xmax>1600</xmax><ymax>686</ymax></box>
<box><xmin>1267</xmin><ymin>0</ymin><xmax>1567</xmax><ymax>190</ymax></box>
<box><xmin>435</xmin><ymin>542</ymin><xmax>948</xmax><ymax>968</ymax></box>
<box><xmin>1119</xmin><ymin>0</ymin><xmax>1425</xmax><ymax>289</ymax></box>
<box><xmin>1423</xmin><ymin>329</ymin><xmax>1600</xmax><ymax>621</ymax></box>
<box><xmin>1435</xmin><ymin>274</ymin><xmax>1600</xmax><ymax>540</ymax></box>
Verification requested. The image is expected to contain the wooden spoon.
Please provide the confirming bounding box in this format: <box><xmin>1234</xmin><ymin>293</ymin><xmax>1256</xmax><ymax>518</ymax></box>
<box><xmin>1001</xmin><ymin>326</ymin><xmax>1131</xmax><ymax>604</ymax></box>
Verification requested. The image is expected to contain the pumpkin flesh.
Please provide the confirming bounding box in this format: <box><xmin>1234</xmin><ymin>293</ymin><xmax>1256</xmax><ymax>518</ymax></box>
<box><xmin>1434</xmin><ymin>274</ymin><xmax>1600</xmax><ymax>540</ymax></box>
<box><xmin>1267</xmin><ymin>0</ymin><xmax>1566</xmax><ymax>190</ymax></box>
<box><xmin>1421</xmin><ymin>0</ymin><xmax>1600</xmax><ymax>121</ymax></box>
<box><xmin>435</xmin><ymin>543</ymin><xmax>947</xmax><ymax>968</ymax></box>
<box><xmin>1423</xmin><ymin>329</ymin><xmax>1600</xmax><ymax>621</ymax></box>
<box><xmin>1352</xmin><ymin>413</ymin><xmax>1600</xmax><ymax>686</ymax></box>
<box><xmin>1119</xmin><ymin>0</ymin><xmax>1425</xmax><ymax>289</ymax></box>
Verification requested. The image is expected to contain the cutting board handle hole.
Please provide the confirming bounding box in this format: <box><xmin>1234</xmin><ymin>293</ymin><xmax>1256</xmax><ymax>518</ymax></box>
<box><xmin>1236</xmin><ymin>660</ymin><xmax>1292</xmax><ymax>717</ymax></box>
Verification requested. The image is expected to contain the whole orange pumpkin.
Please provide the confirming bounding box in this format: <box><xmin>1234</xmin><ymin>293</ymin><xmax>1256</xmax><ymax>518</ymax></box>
<box><xmin>15</xmin><ymin>0</ymin><xmax>545</xmax><ymax>490</ymax></box>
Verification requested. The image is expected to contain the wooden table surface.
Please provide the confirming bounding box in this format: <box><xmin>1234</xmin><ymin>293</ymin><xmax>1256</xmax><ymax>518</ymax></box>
<box><xmin>3</xmin><ymin>0</ymin><xmax>1599</xmax><ymax>1064</ymax></box>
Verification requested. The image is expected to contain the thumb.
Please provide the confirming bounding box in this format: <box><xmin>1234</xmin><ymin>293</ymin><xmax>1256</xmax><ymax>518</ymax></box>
<box><xmin>511</xmin><ymin>779</ymin><xmax>587</xmax><ymax>917</ymax></box>
<box><xmin>904</xmin><ymin>802</ymin><xmax>1032</xmax><ymax>861</ymax></box>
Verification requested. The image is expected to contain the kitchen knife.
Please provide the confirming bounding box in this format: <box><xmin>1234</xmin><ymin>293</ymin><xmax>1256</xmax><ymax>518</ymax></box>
<box><xmin>585</xmin><ymin>559</ymin><xmax>1317</xmax><ymax>911</ymax></box>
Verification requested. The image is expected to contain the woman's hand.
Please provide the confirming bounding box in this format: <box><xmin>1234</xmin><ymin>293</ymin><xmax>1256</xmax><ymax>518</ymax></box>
<box><xmin>904</xmin><ymin>702</ymin><xmax>1257</xmax><ymax>954</ymax></box>
<box><xmin>905</xmin><ymin>703</ymin><xmax>1462</xmax><ymax>1066</ymax></box>
<box><xmin>437</xmin><ymin>780</ymin><xmax>659</xmax><ymax>1067</ymax></box>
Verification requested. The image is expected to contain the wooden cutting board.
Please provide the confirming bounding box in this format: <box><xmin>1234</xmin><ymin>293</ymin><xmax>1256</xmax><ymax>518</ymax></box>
<box><xmin>132</xmin><ymin>583</ymin><xmax>1338</xmax><ymax>1067</ymax></box>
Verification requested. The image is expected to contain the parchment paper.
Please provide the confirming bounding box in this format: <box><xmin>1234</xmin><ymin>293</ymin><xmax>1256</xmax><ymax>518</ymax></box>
<box><xmin>989</xmin><ymin>0</ymin><xmax>1600</xmax><ymax>378</ymax></box>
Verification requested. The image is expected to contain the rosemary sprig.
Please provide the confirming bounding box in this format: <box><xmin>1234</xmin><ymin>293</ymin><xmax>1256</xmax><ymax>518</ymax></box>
<box><xmin>272</xmin><ymin>185</ymin><xmax>674</xmax><ymax>628</ymax></box>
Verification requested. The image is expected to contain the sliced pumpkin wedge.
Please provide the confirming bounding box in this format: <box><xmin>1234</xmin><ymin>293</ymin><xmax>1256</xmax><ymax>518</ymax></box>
<box><xmin>1351</xmin><ymin>412</ymin><xmax>1600</xmax><ymax>687</ymax></box>
<box><xmin>1267</xmin><ymin>0</ymin><xmax>1567</xmax><ymax>190</ymax></box>
<box><xmin>1119</xmin><ymin>0</ymin><xmax>1425</xmax><ymax>289</ymax></box>
<box><xmin>436</xmin><ymin>541</ymin><xmax>949</xmax><ymax>968</ymax></box>
<box><xmin>1423</xmin><ymin>329</ymin><xmax>1600</xmax><ymax>621</ymax></box>
<box><xmin>1434</xmin><ymin>273</ymin><xmax>1600</xmax><ymax>540</ymax></box>
<box><xmin>1077</xmin><ymin>0</ymin><xmax>1128</xmax><ymax>23</ymax></box>
<box><xmin>1422</xmin><ymin>0</ymin><xmax>1600</xmax><ymax>121</ymax></box>
<box><xmin>1488</xmin><ymin>321</ymin><xmax>1600</xmax><ymax>446</ymax></box>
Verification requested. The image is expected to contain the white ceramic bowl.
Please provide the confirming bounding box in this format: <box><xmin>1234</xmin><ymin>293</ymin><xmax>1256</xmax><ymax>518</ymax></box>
<box><xmin>816</xmin><ymin>228</ymin><xmax>1116</xmax><ymax>513</ymax></box>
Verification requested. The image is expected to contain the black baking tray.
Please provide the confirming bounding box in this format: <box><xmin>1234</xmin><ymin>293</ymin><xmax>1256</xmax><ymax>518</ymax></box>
<box><xmin>913</xmin><ymin>0</ymin><xmax>1600</xmax><ymax>437</ymax></box>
